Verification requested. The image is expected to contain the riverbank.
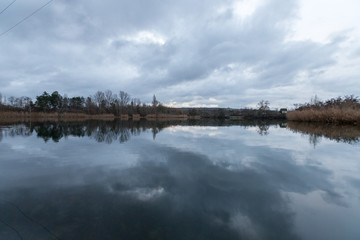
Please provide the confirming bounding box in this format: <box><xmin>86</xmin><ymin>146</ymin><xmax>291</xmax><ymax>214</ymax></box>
<box><xmin>286</xmin><ymin>108</ymin><xmax>359</xmax><ymax>124</ymax></box>
<box><xmin>0</xmin><ymin>112</ymin><xmax>200</xmax><ymax>123</ymax></box>
<box><xmin>0</xmin><ymin>112</ymin><xmax>115</xmax><ymax>122</ymax></box>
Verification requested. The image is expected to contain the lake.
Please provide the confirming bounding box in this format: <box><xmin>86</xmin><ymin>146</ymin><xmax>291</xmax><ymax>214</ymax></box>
<box><xmin>0</xmin><ymin>120</ymin><xmax>359</xmax><ymax>240</ymax></box>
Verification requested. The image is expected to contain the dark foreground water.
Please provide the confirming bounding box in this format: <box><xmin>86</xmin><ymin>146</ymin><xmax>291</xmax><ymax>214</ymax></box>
<box><xmin>0</xmin><ymin>120</ymin><xmax>359</xmax><ymax>240</ymax></box>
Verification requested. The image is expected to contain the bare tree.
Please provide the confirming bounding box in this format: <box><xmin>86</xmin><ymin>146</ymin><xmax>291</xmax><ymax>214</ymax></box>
<box><xmin>311</xmin><ymin>95</ymin><xmax>320</xmax><ymax>106</ymax></box>
<box><xmin>85</xmin><ymin>97</ymin><xmax>93</xmax><ymax>113</ymax></box>
<box><xmin>0</xmin><ymin>92</ymin><xmax>2</xmax><ymax>105</ymax></box>
<box><xmin>8</xmin><ymin>96</ymin><xmax>15</xmax><ymax>107</ymax></box>
<box><xmin>105</xmin><ymin>90</ymin><xmax>114</xmax><ymax>108</ymax></box>
<box><xmin>93</xmin><ymin>91</ymin><xmax>105</xmax><ymax>112</ymax></box>
<box><xmin>257</xmin><ymin>100</ymin><xmax>270</xmax><ymax>111</ymax></box>
<box><xmin>119</xmin><ymin>91</ymin><xmax>130</xmax><ymax>106</ymax></box>
<box><xmin>15</xmin><ymin>97</ymin><xmax>23</xmax><ymax>108</ymax></box>
<box><xmin>23</xmin><ymin>97</ymin><xmax>32</xmax><ymax>112</ymax></box>
<box><xmin>132</xmin><ymin>98</ymin><xmax>141</xmax><ymax>107</ymax></box>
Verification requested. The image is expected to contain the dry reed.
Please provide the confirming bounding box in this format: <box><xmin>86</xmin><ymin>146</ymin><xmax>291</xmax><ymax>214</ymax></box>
<box><xmin>0</xmin><ymin>111</ymin><xmax>115</xmax><ymax>123</ymax></box>
<box><xmin>145</xmin><ymin>114</ymin><xmax>188</xmax><ymax>120</ymax></box>
<box><xmin>287</xmin><ymin>108</ymin><xmax>360</xmax><ymax>124</ymax></box>
<box><xmin>132</xmin><ymin>114</ymin><xmax>141</xmax><ymax>120</ymax></box>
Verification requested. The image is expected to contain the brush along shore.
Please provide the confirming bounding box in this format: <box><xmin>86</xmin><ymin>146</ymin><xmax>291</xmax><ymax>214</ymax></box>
<box><xmin>287</xmin><ymin>96</ymin><xmax>360</xmax><ymax>124</ymax></box>
<box><xmin>0</xmin><ymin>112</ymin><xmax>199</xmax><ymax>123</ymax></box>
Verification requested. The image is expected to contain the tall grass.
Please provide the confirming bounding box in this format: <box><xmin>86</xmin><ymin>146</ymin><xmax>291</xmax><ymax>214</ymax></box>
<box><xmin>287</xmin><ymin>108</ymin><xmax>360</xmax><ymax>124</ymax></box>
<box><xmin>0</xmin><ymin>111</ymin><xmax>191</xmax><ymax>123</ymax></box>
<box><xmin>0</xmin><ymin>112</ymin><xmax>115</xmax><ymax>123</ymax></box>
<box><xmin>145</xmin><ymin>114</ymin><xmax>188</xmax><ymax>120</ymax></box>
<box><xmin>287</xmin><ymin>96</ymin><xmax>360</xmax><ymax>124</ymax></box>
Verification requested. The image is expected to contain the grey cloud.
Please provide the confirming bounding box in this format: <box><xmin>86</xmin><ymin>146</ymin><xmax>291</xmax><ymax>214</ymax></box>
<box><xmin>0</xmin><ymin>140</ymin><xmax>301</xmax><ymax>239</ymax></box>
<box><xmin>114</xmin><ymin>0</ymin><xmax>341</xmax><ymax>91</ymax></box>
<box><xmin>0</xmin><ymin>122</ymin><xmax>355</xmax><ymax>239</ymax></box>
<box><xmin>0</xmin><ymin>135</ymin><xmax>343</xmax><ymax>239</ymax></box>
<box><xmin>0</xmin><ymin>0</ymin><xmax>356</xmax><ymax>107</ymax></box>
<box><xmin>351</xmin><ymin>47</ymin><xmax>360</xmax><ymax>58</ymax></box>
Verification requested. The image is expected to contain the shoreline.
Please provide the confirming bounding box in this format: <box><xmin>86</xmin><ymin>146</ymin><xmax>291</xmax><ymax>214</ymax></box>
<box><xmin>286</xmin><ymin>109</ymin><xmax>359</xmax><ymax>124</ymax></box>
<box><xmin>1</xmin><ymin>110</ymin><xmax>359</xmax><ymax>125</ymax></box>
<box><xmin>0</xmin><ymin>112</ymin><xmax>199</xmax><ymax>123</ymax></box>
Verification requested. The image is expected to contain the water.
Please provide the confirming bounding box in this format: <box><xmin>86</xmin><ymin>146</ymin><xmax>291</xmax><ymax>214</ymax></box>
<box><xmin>0</xmin><ymin>120</ymin><xmax>359</xmax><ymax>240</ymax></box>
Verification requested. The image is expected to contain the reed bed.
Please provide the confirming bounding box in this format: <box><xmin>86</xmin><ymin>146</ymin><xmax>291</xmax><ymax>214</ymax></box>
<box><xmin>0</xmin><ymin>111</ymin><xmax>192</xmax><ymax>123</ymax></box>
<box><xmin>145</xmin><ymin>114</ymin><xmax>188</xmax><ymax>120</ymax></box>
<box><xmin>0</xmin><ymin>111</ymin><xmax>115</xmax><ymax>122</ymax></box>
<box><xmin>188</xmin><ymin>115</ymin><xmax>201</xmax><ymax>120</ymax></box>
<box><xmin>132</xmin><ymin>114</ymin><xmax>141</xmax><ymax>120</ymax></box>
<box><xmin>287</xmin><ymin>108</ymin><xmax>360</xmax><ymax>124</ymax></box>
<box><xmin>119</xmin><ymin>114</ymin><xmax>129</xmax><ymax>120</ymax></box>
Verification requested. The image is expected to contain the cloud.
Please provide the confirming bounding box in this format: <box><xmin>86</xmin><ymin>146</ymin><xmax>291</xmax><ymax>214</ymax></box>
<box><xmin>0</xmin><ymin>0</ymin><xmax>359</xmax><ymax>107</ymax></box>
<box><xmin>0</xmin><ymin>140</ymin><xmax>300</xmax><ymax>239</ymax></box>
<box><xmin>0</xmin><ymin>133</ymin><xmax>344</xmax><ymax>239</ymax></box>
<box><xmin>0</xmin><ymin>122</ymin><xmax>358</xmax><ymax>239</ymax></box>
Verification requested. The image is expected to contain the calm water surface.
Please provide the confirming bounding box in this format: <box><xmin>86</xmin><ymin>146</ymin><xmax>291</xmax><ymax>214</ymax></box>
<box><xmin>0</xmin><ymin>120</ymin><xmax>359</xmax><ymax>240</ymax></box>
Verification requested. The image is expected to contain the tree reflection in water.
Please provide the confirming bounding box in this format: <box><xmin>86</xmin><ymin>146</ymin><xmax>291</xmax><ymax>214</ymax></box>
<box><xmin>0</xmin><ymin>120</ymin><xmax>286</xmax><ymax>144</ymax></box>
<box><xmin>0</xmin><ymin>119</ymin><xmax>359</xmax><ymax>239</ymax></box>
<box><xmin>287</xmin><ymin>122</ymin><xmax>360</xmax><ymax>146</ymax></box>
<box><xmin>2</xmin><ymin>120</ymin><xmax>359</xmax><ymax>146</ymax></box>
<box><xmin>0</xmin><ymin>120</ymin><xmax>184</xmax><ymax>144</ymax></box>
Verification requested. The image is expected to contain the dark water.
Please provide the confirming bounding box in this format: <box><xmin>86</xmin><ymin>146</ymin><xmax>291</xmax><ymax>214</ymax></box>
<box><xmin>0</xmin><ymin>120</ymin><xmax>359</xmax><ymax>240</ymax></box>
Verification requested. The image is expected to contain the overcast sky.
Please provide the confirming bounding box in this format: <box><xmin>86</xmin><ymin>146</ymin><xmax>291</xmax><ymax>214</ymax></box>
<box><xmin>0</xmin><ymin>0</ymin><xmax>359</xmax><ymax>108</ymax></box>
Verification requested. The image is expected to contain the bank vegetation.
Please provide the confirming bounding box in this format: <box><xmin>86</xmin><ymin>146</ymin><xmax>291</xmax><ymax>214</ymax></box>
<box><xmin>287</xmin><ymin>95</ymin><xmax>360</xmax><ymax>124</ymax></box>
<box><xmin>0</xmin><ymin>90</ymin><xmax>186</xmax><ymax>122</ymax></box>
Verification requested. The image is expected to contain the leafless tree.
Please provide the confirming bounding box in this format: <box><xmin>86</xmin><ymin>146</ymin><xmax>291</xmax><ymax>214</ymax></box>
<box><xmin>257</xmin><ymin>100</ymin><xmax>270</xmax><ymax>111</ymax></box>
<box><xmin>15</xmin><ymin>97</ymin><xmax>23</xmax><ymax>108</ymax></box>
<box><xmin>105</xmin><ymin>90</ymin><xmax>114</xmax><ymax>108</ymax></box>
<box><xmin>119</xmin><ymin>91</ymin><xmax>130</xmax><ymax>106</ymax></box>
<box><xmin>131</xmin><ymin>98</ymin><xmax>141</xmax><ymax>107</ymax></box>
<box><xmin>93</xmin><ymin>91</ymin><xmax>105</xmax><ymax>112</ymax></box>
<box><xmin>8</xmin><ymin>96</ymin><xmax>15</xmax><ymax>107</ymax></box>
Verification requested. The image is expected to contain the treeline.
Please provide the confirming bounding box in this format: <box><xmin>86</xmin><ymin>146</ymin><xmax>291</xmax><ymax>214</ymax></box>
<box><xmin>0</xmin><ymin>90</ymin><xmax>183</xmax><ymax>116</ymax></box>
<box><xmin>1</xmin><ymin>92</ymin><xmax>285</xmax><ymax>120</ymax></box>
<box><xmin>287</xmin><ymin>95</ymin><xmax>360</xmax><ymax>124</ymax></box>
